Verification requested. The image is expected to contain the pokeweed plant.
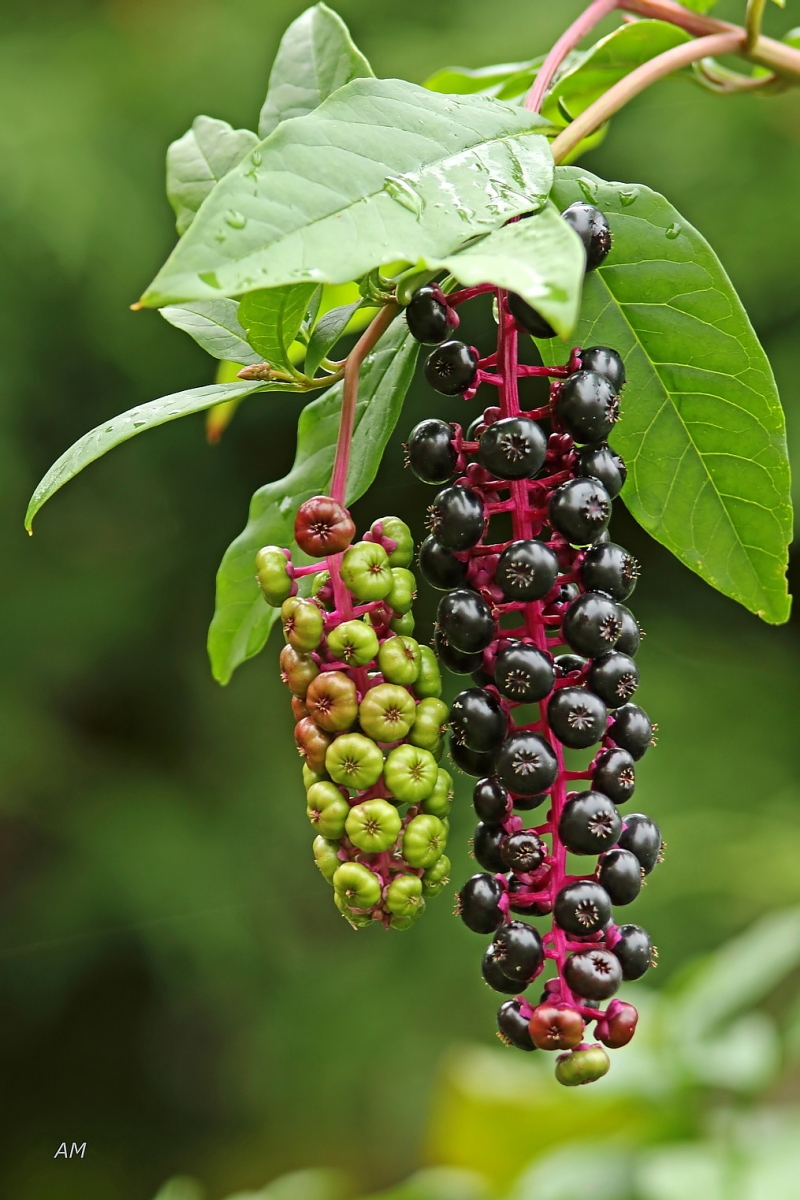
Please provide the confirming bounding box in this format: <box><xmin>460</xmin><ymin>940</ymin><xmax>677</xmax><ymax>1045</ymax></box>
<box><xmin>25</xmin><ymin>0</ymin><xmax>800</xmax><ymax>1085</ymax></box>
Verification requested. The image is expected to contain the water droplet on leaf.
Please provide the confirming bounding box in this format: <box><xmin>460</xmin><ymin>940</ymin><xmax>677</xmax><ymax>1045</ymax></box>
<box><xmin>384</xmin><ymin>176</ymin><xmax>424</xmax><ymax>217</ymax></box>
<box><xmin>578</xmin><ymin>177</ymin><xmax>599</xmax><ymax>202</ymax></box>
<box><xmin>665</xmin><ymin>222</ymin><xmax>681</xmax><ymax>240</ymax></box>
<box><xmin>619</xmin><ymin>189</ymin><xmax>639</xmax><ymax>207</ymax></box>
<box><xmin>224</xmin><ymin>210</ymin><xmax>247</xmax><ymax>229</ymax></box>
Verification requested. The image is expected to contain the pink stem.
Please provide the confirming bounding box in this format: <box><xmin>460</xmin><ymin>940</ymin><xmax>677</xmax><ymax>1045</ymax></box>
<box><xmin>525</xmin><ymin>0</ymin><xmax>619</xmax><ymax>113</ymax></box>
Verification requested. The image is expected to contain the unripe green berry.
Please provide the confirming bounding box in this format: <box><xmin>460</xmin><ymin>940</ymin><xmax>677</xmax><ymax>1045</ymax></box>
<box><xmin>359</xmin><ymin>683</ymin><xmax>417</xmax><ymax>742</ymax></box>
<box><xmin>384</xmin><ymin>744</ymin><xmax>439</xmax><ymax>803</ymax></box>
<box><xmin>375</xmin><ymin>517</ymin><xmax>414</xmax><ymax>567</ymax></box>
<box><xmin>421</xmin><ymin>768</ymin><xmax>453</xmax><ymax>817</ymax></box>
<box><xmin>431</xmin><ymin>736</ymin><xmax>445</xmax><ymax>762</ymax></box>
<box><xmin>311</xmin><ymin>571</ymin><xmax>333</xmax><ymax>609</ymax></box>
<box><xmin>414</xmin><ymin>645</ymin><xmax>443</xmax><ymax>698</ymax></box>
<box><xmin>389</xmin><ymin>611</ymin><xmax>416</xmax><ymax>636</ymax></box>
<box><xmin>326</xmin><ymin>619</ymin><xmax>380</xmax><ymax>667</ymax></box>
<box><xmin>408</xmin><ymin>697</ymin><xmax>449</xmax><ymax>751</ymax></box>
<box><xmin>385</xmin><ymin>873</ymin><xmax>424</xmax><ymax>917</ymax></box>
<box><xmin>280</xmin><ymin>644</ymin><xmax>319</xmax><ymax>697</ymax></box>
<box><xmin>422</xmin><ymin>853</ymin><xmax>450</xmax><ymax>895</ymax></box>
<box><xmin>307</xmin><ymin>782</ymin><xmax>351</xmax><ymax>839</ymax></box>
<box><xmin>345</xmin><ymin>799</ymin><xmax>402</xmax><ymax>853</ymax></box>
<box><xmin>386</xmin><ymin>568</ymin><xmax>417</xmax><ymax>614</ymax></box>
<box><xmin>402</xmin><ymin>813</ymin><xmax>447</xmax><ymax>868</ymax></box>
<box><xmin>303</xmin><ymin>764</ymin><xmax>329</xmax><ymax>790</ymax></box>
<box><xmin>378</xmin><ymin>635</ymin><xmax>421</xmax><ymax>685</ymax></box>
<box><xmin>334</xmin><ymin>891</ymin><xmax>374</xmax><ymax>926</ymax></box>
<box><xmin>333</xmin><ymin>861</ymin><xmax>382</xmax><ymax>910</ymax></box>
<box><xmin>255</xmin><ymin>545</ymin><xmax>293</xmax><ymax>606</ymax></box>
<box><xmin>555</xmin><ymin>1045</ymin><xmax>610</xmax><ymax>1087</ymax></box>
<box><xmin>312</xmin><ymin>835</ymin><xmax>341</xmax><ymax>883</ymax></box>
<box><xmin>326</xmin><ymin>733</ymin><xmax>384</xmax><ymax>790</ymax></box>
<box><xmin>281</xmin><ymin>596</ymin><xmax>324</xmax><ymax>652</ymax></box>
<box><xmin>389</xmin><ymin>906</ymin><xmax>425</xmax><ymax>930</ymax></box>
<box><xmin>341</xmin><ymin>541</ymin><xmax>393</xmax><ymax>601</ymax></box>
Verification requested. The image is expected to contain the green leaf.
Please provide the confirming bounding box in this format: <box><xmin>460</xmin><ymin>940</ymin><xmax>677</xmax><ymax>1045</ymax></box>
<box><xmin>223</xmin><ymin>1168</ymin><xmax>349</xmax><ymax>1200</ymax></box>
<box><xmin>238</xmin><ymin>285</ymin><xmax>318</xmax><ymax>374</ymax></box>
<box><xmin>152</xmin><ymin>1180</ymin><xmax>205</xmax><ymax>1200</ymax></box>
<box><xmin>141</xmin><ymin>79</ymin><xmax>553</xmax><ymax>307</ymax></box>
<box><xmin>424</xmin><ymin>60</ymin><xmax>539</xmax><ymax>97</ymax></box>
<box><xmin>160</xmin><ymin>300</ymin><xmax>263</xmax><ymax>365</ymax></box>
<box><xmin>258</xmin><ymin>3</ymin><xmax>373</xmax><ymax>138</ymax></box>
<box><xmin>208</xmin><ymin>316</ymin><xmax>419</xmax><ymax>684</ymax></box>
<box><xmin>166</xmin><ymin>116</ymin><xmax>259</xmax><ymax>237</ymax></box>
<box><xmin>538</xmin><ymin>168</ymin><xmax>792</xmax><ymax>624</ymax></box>
<box><xmin>360</xmin><ymin>1168</ymin><xmax>490</xmax><ymax>1200</ymax></box>
<box><xmin>25</xmin><ymin>380</ymin><xmax>301</xmax><ymax>531</ymax></box>
<box><xmin>676</xmin><ymin>0</ymin><xmax>720</xmax><ymax>11</ymax></box>
<box><xmin>305</xmin><ymin>300</ymin><xmax>363</xmax><ymax>377</ymax></box>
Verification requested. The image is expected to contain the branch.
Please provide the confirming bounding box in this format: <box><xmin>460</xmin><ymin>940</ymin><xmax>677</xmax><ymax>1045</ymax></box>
<box><xmin>525</xmin><ymin>0</ymin><xmax>618</xmax><ymax>112</ymax></box>
<box><xmin>745</xmin><ymin>0</ymin><xmax>768</xmax><ymax>53</ymax></box>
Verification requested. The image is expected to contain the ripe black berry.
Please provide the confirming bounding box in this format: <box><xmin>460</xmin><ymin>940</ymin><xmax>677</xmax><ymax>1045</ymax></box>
<box><xmin>553</xmin><ymin>581</ymin><xmax>580</xmax><ymax>606</ymax></box>
<box><xmin>580</xmin><ymin>543</ymin><xmax>639</xmax><ymax>602</ymax></box>
<box><xmin>427</xmin><ymin>485</ymin><xmax>485</xmax><ymax>551</ymax></box>
<box><xmin>562</xmin><ymin>592</ymin><xmax>623</xmax><ymax>658</ymax></box>
<box><xmin>592</xmin><ymin>747</ymin><xmax>636</xmax><ymax>805</ymax></box>
<box><xmin>482</xmin><ymin>945</ymin><xmax>521</xmax><ymax>994</ymax></box>
<box><xmin>599</xmin><ymin>848</ymin><xmax>642</xmax><ymax>905</ymax></box>
<box><xmin>512</xmin><ymin>792</ymin><xmax>550</xmax><ymax>813</ymax></box>
<box><xmin>496</xmin><ymin>540</ymin><xmax>558</xmax><ymax>602</ymax></box>
<box><xmin>407</xmin><ymin>419</ymin><xmax>458</xmax><ymax>484</ymax></box>
<box><xmin>587</xmin><ymin>650</ymin><xmax>639</xmax><ymax>708</ymax></box>
<box><xmin>612</xmin><ymin>924</ymin><xmax>653</xmax><ymax>980</ymax></box>
<box><xmin>615</xmin><ymin>606</ymin><xmax>641</xmax><ymax>657</ymax></box>
<box><xmin>424</xmin><ymin>340</ymin><xmax>479</xmax><ymax>395</ymax></box>
<box><xmin>497</xmin><ymin>998</ymin><xmax>536</xmax><ymax>1050</ymax></box>
<box><xmin>451</xmin><ymin>687</ymin><xmax>507</xmax><ymax>752</ymax></box>
<box><xmin>492</xmin><ymin>920</ymin><xmax>544</xmax><ymax>983</ymax></box>
<box><xmin>494</xmin><ymin>642</ymin><xmax>555</xmax><ymax>703</ymax></box>
<box><xmin>576</xmin><ymin>347</ymin><xmax>626</xmax><ymax>391</ymax></box>
<box><xmin>418</xmin><ymin>536</ymin><xmax>469</xmax><ymax>591</ymax></box>
<box><xmin>554</xmin><ymin>880</ymin><xmax>612</xmax><ymax>935</ymax></box>
<box><xmin>554</xmin><ymin>653</ymin><xmax>587</xmax><ymax>677</ymax></box>
<box><xmin>507</xmin><ymin>292</ymin><xmax>556</xmax><ymax>339</ymax></box>
<box><xmin>473</xmin><ymin>821</ymin><xmax>507</xmax><ymax>872</ymax></box>
<box><xmin>405</xmin><ymin>285</ymin><xmax>453</xmax><ymax>344</ymax></box>
<box><xmin>458</xmin><ymin>873</ymin><xmax>506</xmax><ymax>933</ymax></box>
<box><xmin>610</xmin><ymin>703</ymin><xmax>654</xmax><ymax>760</ymax></box>
<box><xmin>563</xmin><ymin>947</ymin><xmax>622</xmax><ymax>1001</ymax></box>
<box><xmin>495</xmin><ymin>731</ymin><xmax>558</xmax><ymax>796</ymax></box>
<box><xmin>576</xmin><ymin>443</ymin><xmax>627</xmax><ymax>500</ymax></box>
<box><xmin>473</xmin><ymin>776</ymin><xmax>512</xmax><ymax>825</ymax></box>
<box><xmin>449</xmin><ymin>736</ymin><xmax>497</xmax><ymax>777</ymax></box>
<box><xmin>500</xmin><ymin>830</ymin><xmax>546</xmax><ymax>874</ymax></box>
<box><xmin>477</xmin><ymin>416</ymin><xmax>547</xmax><ymax>480</ymax></box>
<box><xmin>434</xmin><ymin>628</ymin><xmax>483</xmax><ymax>675</ymax></box>
<box><xmin>548</xmin><ymin>686</ymin><xmax>607</xmax><ymax>749</ymax></box>
<box><xmin>559</xmin><ymin>791</ymin><xmax>622</xmax><ymax>855</ymax></box>
<box><xmin>619</xmin><ymin>814</ymin><xmax>662</xmax><ymax>874</ymax></box>
<box><xmin>438</xmin><ymin>589</ymin><xmax>495</xmax><ymax>654</ymax></box>
<box><xmin>549</xmin><ymin>478</ymin><xmax>612</xmax><ymax>545</ymax></box>
<box><xmin>556</xmin><ymin>371</ymin><xmax>619</xmax><ymax>444</ymax></box>
<box><xmin>561</xmin><ymin>202</ymin><xmax>612</xmax><ymax>270</ymax></box>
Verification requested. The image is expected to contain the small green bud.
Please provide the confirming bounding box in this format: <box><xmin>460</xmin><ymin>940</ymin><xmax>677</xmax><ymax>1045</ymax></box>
<box><xmin>384</xmin><ymin>743</ymin><xmax>439</xmax><ymax>804</ymax></box>
<box><xmin>385</xmin><ymin>873</ymin><xmax>424</xmax><ymax>917</ymax></box>
<box><xmin>408</xmin><ymin>697</ymin><xmax>449</xmax><ymax>751</ymax></box>
<box><xmin>421</xmin><ymin>768</ymin><xmax>453</xmax><ymax>817</ymax></box>
<box><xmin>389</xmin><ymin>611</ymin><xmax>416</xmax><ymax>636</ymax></box>
<box><xmin>422</xmin><ymin>853</ymin><xmax>450</xmax><ymax>896</ymax></box>
<box><xmin>281</xmin><ymin>596</ymin><xmax>324</xmax><ymax>652</ymax></box>
<box><xmin>333</xmin><ymin>861</ymin><xmax>382</xmax><ymax>910</ymax></box>
<box><xmin>385</xmin><ymin>568</ymin><xmax>417</xmax><ymax>614</ymax></box>
<box><xmin>312</xmin><ymin>836</ymin><xmax>341</xmax><ymax>883</ymax></box>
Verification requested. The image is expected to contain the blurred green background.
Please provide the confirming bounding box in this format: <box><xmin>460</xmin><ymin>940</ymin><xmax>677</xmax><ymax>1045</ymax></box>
<box><xmin>3</xmin><ymin>1</ymin><xmax>800</xmax><ymax>1197</ymax></box>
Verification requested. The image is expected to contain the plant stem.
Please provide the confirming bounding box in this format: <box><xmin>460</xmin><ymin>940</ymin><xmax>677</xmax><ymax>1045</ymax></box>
<box><xmin>525</xmin><ymin>0</ymin><xmax>618</xmax><ymax>112</ymax></box>
<box><xmin>551</xmin><ymin>31</ymin><xmax>743</xmax><ymax>164</ymax></box>
<box><xmin>329</xmin><ymin>302</ymin><xmax>399</xmax><ymax>505</ymax></box>
<box><xmin>745</xmin><ymin>0</ymin><xmax>767</xmax><ymax>53</ymax></box>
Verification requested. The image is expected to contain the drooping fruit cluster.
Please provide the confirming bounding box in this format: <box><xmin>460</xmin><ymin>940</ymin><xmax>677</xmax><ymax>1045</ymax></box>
<box><xmin>403</xmin><ymin>201</ymin><xmax>662</xmax><ymax>1085</ymax></box>
<box><xmin>255</xmin><ymin>499</ymin><xmax>452</xmax><ymax>929</ymax></box>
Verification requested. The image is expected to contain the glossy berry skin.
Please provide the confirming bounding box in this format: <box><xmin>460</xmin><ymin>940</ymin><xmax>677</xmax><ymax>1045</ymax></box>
<box><xmin>549</xmin><ymin>478</ymin><xmax>612</xmax><ymax>545</ymax></box>
<box><xmin>554</xmin><ymin>880</ymin><xmax>612</xmax><ymax>936</ymax></box>
<box><xmin>482</xmin><ymin>946</ymin><xmax>522</xmax><ymax>994</ymax></box>
<box><xmin>428</xmin><ymin>485</ymin><xmax>485</xmax><ymax>551</ymax></box>
<box><xmin>418</xmin><ymin>536</ymin><xmax>468</xmax><ymax>591</ymax></box>
<box><xmin>498</xmin><ymin>999</ymin><xmax>536</xmax><ymax>1051</ymax></box>
<box><xmin>619</xmin><ymin>814</ymin><xmax>662</xmax><ymax>874</ymax></box>
<box><xmin>555</xmin><ymin>1045</ymin><xmax>610</xmax><ymax>1086</ymax></box>
<box><xmin>580</xmin><ymin>542</ymin><xmax>639</xmax><ymax>602</ymax></box>
<box><xmin>548</xmin><ymin>686</ymin><xmax>607</xmax><ymax>749</ymax></box>
<box><xmin>561</xmin><ymin>201</ymin><xmax>612</xmax><ymax>270</ymax></box>
<box><xmin>576</xmin><ymin>346</ymin><xmax>626</xmax><ymax>391</ymax></box>
<box><xmin>587</xmin><ymin>650</ymin><xmax>639</xmax><ymax>709</ymax></box>
<box><xmin>492</xmin><ymin>920</ymin><xmax>544</xmax><ymax>983</ymax></box>
<box><xmin>563</xmin><ymin>592</ymin><xmax>623</xmax><ymax>658</ymax></box>
<box><xmin>592</xmin><ymin>747</ymin><xmax>636</xmax><ymax>805</ymax></box>
<box><xmin>599</xmin><ymin>848</ymin><xmax>642</xmax><ymax>905</ymax></box>
<box><xmin>563</xmin><ymin>947</ymin><xmax>622</xmax><ymax>1001</ymax></box>
<box><xmin>495</xmin><ymin>731</ymin><xmax>558</xmax><ymax>796</ymax></box>
<box><xmin>473</xmin><ymin>776</ymin><xmax>512</xmax><ymax>825</ymax></box>
<box><xmin>477</xmin><ymin>416</ymin><xmax>547</xmax><ymax>480</ymax></box>
<box><xmin>559</xmin><ymin>791</ymin><xmax>622</xmax><ymax>855</ymax></box>
<box><xmin>407</xmin><ymin>419</ymin><xmax>458</xmax><ymax>484</ymax></box>
<box><xmin>438</xmin><ymin>589</ymin><xmax>495</xmax><ymax>654</ymax></box>
<box><xmin>424</xmin><ymin>340</ymin><xmax>479</xmax><ymax>395</ymax></box>
<box><xmin>458</xmin><ymin>873</ymin><xmax>506</xmax><ymax>933</ymax></box>
<box><xmin>610</xmin><ymin>703</ymin><xmax>653</xmax><ymax>760</ymax></box>
<box><xmin>496</xmin><ymin>540</ymin><xmax>558</xmax><ymax>602</ymax></box>
<box><xmin>615</xmin><ymin>606</ymin><xmax>642</xmax><ymax>657</ymax></box>
<box><xmin>576</xmin><ymin>443</ymin><xmax>627</xmax><ymax>500</ymax></box>
<box><xmin>554</xmin><ymin>653</ymin><xmax>587</xmax><ymax>677</ymax></box>
<box><xmin>451</xmin><ymin>687</ymin><xmax>507</xmax><ymax>753</ymax></box>
<box><xmin>556</xmin><ymin>371</ymin><xmax>619</xmax><ymax>444</ymax></box>
<box><xmin>507</xmin><ymin>291</ymin><xmax>556</xmax><ymax>339</ymax></box>
<box><xmin>500</xmin><ymin>830</ymin><xmax>546</xmax><ymax>874</ymax></box>
<box><xmin>434</xmin><ymin>628</ymin><xmax>483</xmax><ymax>675</ymax></box>
<box><xmin>449</xmin><ymin>737</ymin><xmax>497</xmax><ymax>778</ymax></box>
<box><xmin>612</xmin><ymin>924</ymin><xmax>653</xmax><ymax>980</ymax></box>
<box><xmin>294</xmin><ymin>495</ymin><xmax>355</xmax><ymax>557</ymax></box>
<box><xmin>494</xmin><ymin>642</ymin><xmax>555</xmax><ymax>703</ymax></box>
<box><xmin>528</xmin><ymin>1004</ymin><xmax>584</xmax><ymax>1051</ymax></box>
<box><xmin>406</xmin><ymin>285</ymin><xmax>453</xmax><ymax>344</ymax></box>
<box><xmin>473</xmin><ymin>822</ymin><xmax>507</xmax><ymax>872</ymax></box>
<box><xmin>596</xmin><ymin>1000</ymin><xmax>638</xmax><ymax>1048</ymax></box>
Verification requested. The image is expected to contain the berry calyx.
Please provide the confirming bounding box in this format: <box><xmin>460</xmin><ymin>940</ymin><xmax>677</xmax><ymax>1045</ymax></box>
<box><xmin>496</xmin><ymin>540</ymin><xmax>558</xmax><ymax>602</ymax></box>
<box><xmin>477</xmin><ymin>416</ymin><xmax>547</xmax><ymax>480</ymax></box>
<box><xmin>500</xmin><ymin>829</ymin><xmax>546</xmax><ymax>874</ymax></box>
<box><xmin>563</xmin><ymin>947</ymin><xmax>622</xmax><ymax>1000</ymax></box>
<box><xmin>554</xmin><ymin>880</ymin><xmax>612</xmax><ymax>935</ymax></box>
<box><xmin>547</xmin><ymin>686</ymin><xmax>608</xmax><ymax>749</ymax></box>
<box><xmin>549</xmin><ymin>478</ymin><xmax>612</xmax><ymax>545</ymax></box>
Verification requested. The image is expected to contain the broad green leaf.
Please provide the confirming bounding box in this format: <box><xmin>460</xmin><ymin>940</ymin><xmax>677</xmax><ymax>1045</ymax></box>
<box><xmin>538</xmin><ymin>168</ymin><xmax>792</xmax><ymax>624</ymax></box>
<box><xmin>161</xmin><ymin>300</ymin><xmax>262</xmax><ymax>365</ymax></box>
<box><xmin>238</xmin><ymin>284</ymin><xmax>318</xmax><ymax>373</ymax></box>
<box><xmin>305</xmin><ymin>299</ymin><xmax>363</xmax><ymax>377</ymax></box>
<box><xmin>677</xmin><ymin>0</ymin><xmax>720</xmax><ymax>11</ymax></box>
<box><xmin>141</xmin><ymin>79</ymin><xmax>553</xmax><ymax>307</ymax></box>
<box><xmin>208</xmin><ymin>316</ymin><xmax>419</xmax><ymax>684</ymax></box>
<box><xmin>424</xmin><ymin>60</ymin><xmax>539</xmax><ymax>97</ymax></box>
<box><xmin>25</xmin><ymin>380</ymin><xmax>301</xmax><ymax>531</ymax></box>
<box><xmin>258</xmin><ymin>3</ymin><xmax>373</xmax><ymax>138</ymax></box>
<box><xmin>166</xmin><ymin>116</ymin><xmax>259</xmax><ymax>236</ymax></box>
